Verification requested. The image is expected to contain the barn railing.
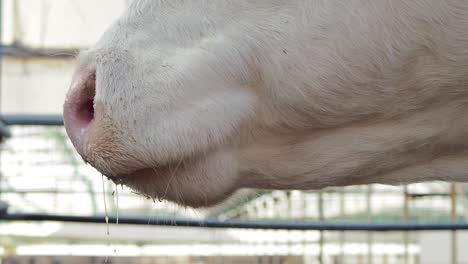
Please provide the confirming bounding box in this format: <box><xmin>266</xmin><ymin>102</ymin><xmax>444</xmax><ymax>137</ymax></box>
<box><xmin>1</xmin><ymin>212</ymin><xmax>468</xmax><ymax>231</ymax></box>
<box><xmin>1</xmin><ymin>115</ymin><xmax>64</xmax><ymax>126</ymax></box>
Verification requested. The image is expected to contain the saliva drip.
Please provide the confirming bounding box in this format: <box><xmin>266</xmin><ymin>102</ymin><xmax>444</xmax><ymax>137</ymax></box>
<box><xmin>102</xmin><ymin>174</ymin><xmax>109</xmax><ymax>235</ymax></box>
<box><xmin>102</xmin><ymin>174</ymin><xmax>110</xmax><ymax>264</ymax></box>
<box><xmin>115</xmin><ymin>183</ymin><xmax>119</xmax><ymax>225</ymax></box>
<box><xmin>114</xmin><ymin>183</ymin><xmax>119</xmax><ymax>254</ymax></box>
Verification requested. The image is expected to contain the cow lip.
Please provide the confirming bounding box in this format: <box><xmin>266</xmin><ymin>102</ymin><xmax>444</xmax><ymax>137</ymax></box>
<box><xmin>106</xmin><ymin>166</ymin><xmax>162</xmax><ymax>181</ymax></box>
<box><xmin>104</xmin><ymin>158</ymin><xmax>187</xmax><ymax>186</ymax></box>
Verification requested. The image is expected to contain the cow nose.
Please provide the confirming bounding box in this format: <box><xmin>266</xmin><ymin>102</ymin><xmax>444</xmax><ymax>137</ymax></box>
<box><xmin>63</xmin><ymin>70</ymin><xmax>96</xmax><ymax>158</ymax></box>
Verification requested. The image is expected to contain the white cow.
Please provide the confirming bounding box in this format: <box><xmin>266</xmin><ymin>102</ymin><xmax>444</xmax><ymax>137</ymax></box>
<box><xmin>63</xmin><ymin>0</ymin><xmax>468</xmax><ymax>207</ymax></box>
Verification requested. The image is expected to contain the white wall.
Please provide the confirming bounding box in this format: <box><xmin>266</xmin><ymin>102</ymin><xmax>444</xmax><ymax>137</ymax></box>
<box><xmin>1</xmin><ymin>0</ymin><xmax>130</xmax><ymax>115</ymax></box>
<box><xmin>2</xmin><ymin>58</ymin><xmax>74</xmax><ymax>115</ymax></box>
<box><xmin>2</xmin><ymin>0</ymin><xmax>128</xmax><ymax>48</ymax></box>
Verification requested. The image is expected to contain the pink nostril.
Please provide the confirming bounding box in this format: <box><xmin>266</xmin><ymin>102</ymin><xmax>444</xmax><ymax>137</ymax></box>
<box><xmin>63</xmin><ymin>70</ymin><xmax>97</xmax><ymax>158</ymax></box>
<box><xmin>74</xmin><ymin>72</ymin><xmax>96</xmax><ymax>124</ymax></box>
<box><xmin>79</xmin><ymin>99</ymin><xmax>95</xmax><ymax>123</ymax></box>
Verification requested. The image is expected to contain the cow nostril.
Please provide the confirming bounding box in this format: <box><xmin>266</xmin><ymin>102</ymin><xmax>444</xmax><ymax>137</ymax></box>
<box><xmin>79</xmin><ymin>99</ymin><xmax>95</xmax><ymax>123</ymax></box>
<box><xmin>64</xmin><ymin>70</ymin><xmax>96</xmax><ymax>131</ymax></box>
<box><xmin>64</xmin><ymin>69</ymin><xmax>97</xmax><ymax>158</ymax></box>
<box><xmin>74</xmin><ymin>72</ymin><xmax>96</xmax><ymax>124</ymax></box>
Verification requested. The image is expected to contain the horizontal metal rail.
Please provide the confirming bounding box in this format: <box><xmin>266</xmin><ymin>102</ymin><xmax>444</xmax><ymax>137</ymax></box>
<box><xmin>1</xmin><ymin>44</ymin><xmax>78</xmax><ymax>59</ymax></box>
<box><xmin>2</xmin><ymin>213</ymin><xmax>468</xmax><ymax>231</ymax></box>
<box><xmin>1</xmin><ymin>115</ymin><xmax>64</xmax><ymax>126</ymax></box>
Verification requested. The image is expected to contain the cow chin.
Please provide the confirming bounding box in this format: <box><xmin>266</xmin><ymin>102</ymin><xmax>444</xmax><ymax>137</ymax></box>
<box><xmin>101</xmin><ymin>150</ymin><xmax>240</xmax><ymax>208</ymax></box>
<box><xmin>75</xmin><ymin>103</ymin><xmax>246</xmax><ymax>208</ymax></box>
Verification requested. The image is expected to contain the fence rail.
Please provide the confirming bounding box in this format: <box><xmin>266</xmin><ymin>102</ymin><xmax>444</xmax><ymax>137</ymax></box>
<box><xmin>1</xmin><ymin>115</ymin><xmax>64</xmax><ymax>126</ymax></box>
<box><xmin>1</xmin><ymin>213</ymin><xmax>468</xmax><ymax>231</ymax></box>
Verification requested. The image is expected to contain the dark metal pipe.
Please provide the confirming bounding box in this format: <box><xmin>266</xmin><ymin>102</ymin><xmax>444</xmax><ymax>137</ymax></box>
<box><xmin>2</xmin><ymin>213</ymin><xmax>468</xmax><ymax>231</ymax></box>
<box><xmin>1</xmin><ymin>115</ymin><xmax>64</xmax><ymax>126</ymax></box>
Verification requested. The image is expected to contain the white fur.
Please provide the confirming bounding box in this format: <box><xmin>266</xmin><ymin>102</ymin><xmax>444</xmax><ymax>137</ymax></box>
<box><xmin>65</xmin><ymin>0</ymin><xmax>468</xmax><ymax>207</ymax></box>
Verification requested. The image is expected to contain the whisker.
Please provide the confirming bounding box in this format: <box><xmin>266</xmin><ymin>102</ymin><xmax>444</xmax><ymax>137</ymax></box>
<box><xmin>162</xmin><ymin>158</ymin><xmax>184</xmax><ymax>201</ymax></box>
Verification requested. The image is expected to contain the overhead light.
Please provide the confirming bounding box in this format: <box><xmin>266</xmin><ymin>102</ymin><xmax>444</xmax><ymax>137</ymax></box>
<box><xmin>16</xmin><ymin>243</ymin><xmax>420</xmax><ymax>257</ymax></box>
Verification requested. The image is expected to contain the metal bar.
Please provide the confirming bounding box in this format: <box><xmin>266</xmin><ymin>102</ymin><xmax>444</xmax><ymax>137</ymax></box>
<box><xmin>0</xmin><ymin>44</ymin><xmax>78</xmax><ymax>58</ymax></box>
<box><xmin>0</xmin><ymin>0</ymin><xmax>5</xmax><ymax>215</ymax></box>
<box><xmin>366</xmin><ymin>186</ymin><xmax>373</xmax><ymax>264</ymax></box>
<box><xmin>12</xmin><ymin>0</ymin><xmax>22</xmax><ymax>44</ymax></box>
<box><xmin>0</xmin><ymin>0</ymin><xmax>3</xmax><ymax>110</ymax></box>
<box><xmin>403</xmin><ymin>186</ymin><xmax>409</xmax><ymax>264</ymax></box>
<box><xmin>0</xmin><ymin>189</ymin><xmax>137</xmax><ymax>195</ymax></box>
<box><xmin>318</xmin><ymin>190</ymin><xmax>324</xmax><ymax>264</ymax></box>
<box><xmin>339</xmin><ymin>189</ymin><xmax>345</xmax><ymax>264</ymax></box>
<box><xmin>3</xmin><ymin>213</ymin><xmax>468</xmax><ymax>231</ymax></box>
<box><xmin>450</xmin><ymin>183</ymin><xmax>458</xmax><ymax>264</ymax></box>
<box><xmin>1</xmin><ymin>115</ymin><xmax>63</xmax><ymax>126</ymax></box>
